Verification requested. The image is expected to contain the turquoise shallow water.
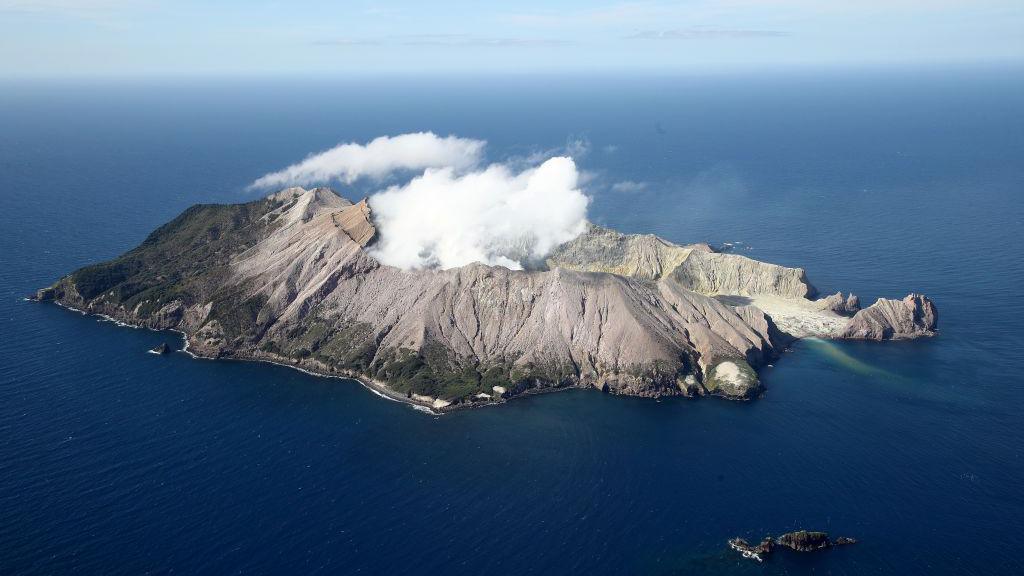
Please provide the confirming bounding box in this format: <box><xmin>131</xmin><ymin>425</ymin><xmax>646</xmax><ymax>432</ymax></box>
<box><xmin>2</xmin><ymin>69</ymin><xmax>1023</xmax><ymax>574</ymax></box>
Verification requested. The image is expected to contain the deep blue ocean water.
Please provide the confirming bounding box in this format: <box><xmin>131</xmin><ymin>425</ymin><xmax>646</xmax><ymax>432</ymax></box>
<box><xmin>2</xmin><ymin>68</ymin><xmax>1023</xmax><ymax>575</ymax></box>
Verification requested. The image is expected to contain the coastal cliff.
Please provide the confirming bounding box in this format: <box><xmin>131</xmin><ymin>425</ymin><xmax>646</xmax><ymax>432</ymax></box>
<box><xmin>36</xmin><ymin>186</ymin><xmax>937</xmax><ymax>411</ymax></box>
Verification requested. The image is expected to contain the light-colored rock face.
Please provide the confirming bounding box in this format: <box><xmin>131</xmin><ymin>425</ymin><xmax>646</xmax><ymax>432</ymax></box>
<box><xmin>669</xmin><ymin>251</ymin><xmax>815</xmax><ymax>299</ymax></box>
<box><xmin>841</xmin><ymin>293</ymin><xmax>938</xmax><ymax>340</ymax></box>
<box><xmin>332</xmin><ymin>199</ymin><xmax>376</xmax><ymax>246</ymax></box>
<box><xmin>546</xmin><ymin>224</ymin><xmax>710</xmax><ymax>280</ymax></box>
<box><xmin>264</xmin><ymin>186</ymin><xmax>353</xmax><ymax>225</ymax></box>
<box><xmin>704</xmin><ymin>360</ymin><xmax>759</xmax><ymax>398</ymax></box>
<box><xmin>813</xmin><ymin>292</ymin><xmax>861</xmax><ymax>316</ymax></box>
<box><xmin>550</xmin><ymin>224</ymin><xmax>934</xmax><ymax>343</ymax></box>
<box><xmin>552</xmin><ymin>225</ymin><xmax>815</xmax><ymax>300</ymax></box>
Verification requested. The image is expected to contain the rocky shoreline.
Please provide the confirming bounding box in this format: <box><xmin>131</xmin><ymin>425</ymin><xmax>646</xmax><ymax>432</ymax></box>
<box><xmin>45</xmin><ymin>298</ymin><xmax>456</xmax><ymax>413</ymax></box>
<box><xmin>44</xmin><ymin>297</ymin><xmax>544</xmax><ymax>414</ymax></box>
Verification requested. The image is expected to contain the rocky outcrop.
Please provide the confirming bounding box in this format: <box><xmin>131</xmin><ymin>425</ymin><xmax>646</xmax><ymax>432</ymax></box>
<box><xmin>727</xmin><ymin>537</ymin><xmax>775</xmax><ymax>562</ymax></box>
<box><xmin>729</xmin><ymin>530</ymin><xmax>856</xmax><ymax>562</ymax></box>
<box><xmin>267</xmin><ymin>186</ymin><xmax>353</xmax><ymax>224</ymax></box>
<box><xmin>149</xmin><ymin>342</ymin><xmax>170</xmax><ymax>355</ymax></box>
<box><xmin>777</xmin><ymin>530</ymin><xmax>832</xmax><ymax>551</ymax></box>
<box><xmin>703</xmin><ymin>360</ymin><xmax>759</xmax><ymax>399</ymax></box>
<box><xmin>545</xmin><ymin>224</ymin><xmax>709</xmax><ymax>280</ymax></box>
<box><xmin>840</xmin><ymin>293</ymin><xmax>938</xmax><ymax>340</ymax></box>
<box><xmin>33</xmin><ymin>286</ymin><xmax>56</xmax><ymax>301</ymax></box>
<box><xmin>814</xmin><ymin>291</ymin><xmax>860</xmax><ymax>316</ymax></box>
<box><xmin>670</xmin><ymin>250</ymin><xmax>816</xmax><ymax>299</ymax></box>
<box><xmin>332</xmin><ymin>198</ymin><xmax>376</xmax><ymax>246</ymax></box>
<box><xmin>548</xmin><ymin>224</ymin><xmax>816</xmax><ymax>299</ymax></box>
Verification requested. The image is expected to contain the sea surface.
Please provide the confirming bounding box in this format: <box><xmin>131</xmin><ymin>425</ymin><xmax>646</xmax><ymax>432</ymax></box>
<box><xmin>2</xmin><ymin>68</ymin><xmax>1023</xmax><ymax>575</ymax></box>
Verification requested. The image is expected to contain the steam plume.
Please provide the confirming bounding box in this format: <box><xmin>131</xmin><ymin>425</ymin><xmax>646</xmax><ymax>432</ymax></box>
<box><xmin>369</xmin><ymin>156</ymin><xmax>589</xmax><ymax>270</ymax></box>
<box><xmin>252</xmin><ymin>133</ymin><xmax>590</xmax><ymax>270</ymax></box>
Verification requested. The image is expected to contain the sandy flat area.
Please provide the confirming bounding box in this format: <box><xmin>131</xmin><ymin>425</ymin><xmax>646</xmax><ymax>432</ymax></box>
<box><xmin>715</xmin><ymin>294</ymin><xmax>847</xmax><ymax>338</ymax></box>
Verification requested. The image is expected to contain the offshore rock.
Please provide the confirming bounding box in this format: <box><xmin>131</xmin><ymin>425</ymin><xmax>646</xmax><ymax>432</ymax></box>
<box><xmin>728</xmin><ymin>537</ymin><xmax>775</xmax><ymax>562</ymax></box>
<box><xmin>33</xmin><ymin>286</ymin><xmax>56</xmax><ymax>301</ymax></box>
<box><xmin>730</xmin><ymin>530</ymin><xmax>856</xmax><ymax>562</ymax></box>
<box><xmin>776</xmin><ymin>530</ymin><xmax>833</xmax><ymax>551</ymax></box>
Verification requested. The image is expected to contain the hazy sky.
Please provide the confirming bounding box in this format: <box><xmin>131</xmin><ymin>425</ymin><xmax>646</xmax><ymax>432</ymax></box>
<box><xmin>1</xmin><ymin>0</ymin><xmax>1022</xmax><ymax>76</ymax></box>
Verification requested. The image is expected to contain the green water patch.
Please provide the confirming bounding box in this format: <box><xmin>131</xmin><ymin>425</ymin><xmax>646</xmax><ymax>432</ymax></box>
<box><xmin>800</xmin><ymin>338</ymin><xmax>896</xmax><ymax>380</ymax></box>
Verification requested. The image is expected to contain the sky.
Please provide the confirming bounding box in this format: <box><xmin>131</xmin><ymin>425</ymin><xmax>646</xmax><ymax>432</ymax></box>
<box><xmin>0</xmin><ymin>0</ymin><xmax>1022</xmax><ymax>77</ymax></box>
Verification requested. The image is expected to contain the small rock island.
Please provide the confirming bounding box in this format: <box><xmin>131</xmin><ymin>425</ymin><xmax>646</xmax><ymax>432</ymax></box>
<box><xmin>34</xmin><ymin>187</ymin><xmax>938</xmax><ymax>411</ymax></box>
<box><xmin>149</xmin><ymin>342</ymin><xmax>170</xmax><ymax>355</ymax></box>
<box><xmin>729</xmin><ymin>530</ymin><xmax>857</xmax><ymax>562</ymax></box>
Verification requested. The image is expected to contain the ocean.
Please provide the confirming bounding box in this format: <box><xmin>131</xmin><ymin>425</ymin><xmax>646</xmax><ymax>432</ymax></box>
<box><xmin>1</xmin><ymin>67</ymin><xmax>1023</xmax><ymax>575</ymax></box>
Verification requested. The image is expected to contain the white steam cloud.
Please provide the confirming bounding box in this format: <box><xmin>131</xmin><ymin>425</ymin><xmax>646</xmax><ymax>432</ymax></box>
<box><xmin>250</xmin><ymin>132</ymin><xmax>485</xmax><ymax>189</ymax></box>
<box><xmin>251</xmin><ymin>132</ymin><xmax>591</xmax><ymax>271</ymax></box>
<box><xmin>369</xmin><ymin>156</ymin><xmax>589</xmax><ymax>270</ymax></box>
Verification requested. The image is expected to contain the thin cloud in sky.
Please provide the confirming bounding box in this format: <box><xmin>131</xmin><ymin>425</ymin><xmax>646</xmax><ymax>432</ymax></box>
<box><xmin>610</xmin><ymin>180</ymin><xmax>649</xmax><ymax>193</ymax></box>
<box><xmin>625</xmin><ymin>28</ymin><xmax>790</xmax><ymax>40</ymax></box>
<box><xmin>499</xmin><ymin>3</ymin><xmax>669</xmax><ymax>27</ymax></box>
<box><xmin>0</xmin><ymin>0</ymin><xmax>139</xmax><ymax>13</ymax></box>
<box><xmin>0</xmin><ymin>0</ymin><xmax>153</xmax><ymax>27</ymax></box>
<box><xmin>311</xmin><ymin>38</ymin><xmax>383</xmax><ymax>46</ymax></box>
<box><xmin>2</xmin><ymin>0</ymin><xmax>1020</xmax><ymax>75</ymax></box>
<box><xmin>249</xmin><ymin>132</ymin><xmax>486</xmax><ymax>190</ymax></box>
<box><xmin>315</xmin><ymin>34</ymin><xmax>570</xmax><ymax>48</ymax></box>
<box><xmin>401</xmin><ymin>35</ymin><xmax>570</xmax><ymax>47</ymax></box>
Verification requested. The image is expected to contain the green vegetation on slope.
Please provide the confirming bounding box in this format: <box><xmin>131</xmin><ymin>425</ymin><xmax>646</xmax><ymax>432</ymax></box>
<box><xmin>61</xmin><ymin>197</ymin><xmax>287</xmax><ymax>337</ymax></box>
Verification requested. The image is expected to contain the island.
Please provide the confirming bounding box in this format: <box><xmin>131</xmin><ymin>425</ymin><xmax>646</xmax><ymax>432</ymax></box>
<box><xmin>729</xmin><ymin>530</ymin><xmax>857</xmax><ymax>562</ymax></box>
<box><xmin>34</xmin><ymin>187</ymin><xmax>937</xmax><ymax>411</ymax></box>
<box><xmin>149</xmin><ymin>342</ymin><xmax>171</xmax><ymax>355</ymax></box>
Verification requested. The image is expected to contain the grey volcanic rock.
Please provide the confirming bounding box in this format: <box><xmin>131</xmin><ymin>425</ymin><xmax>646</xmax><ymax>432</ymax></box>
<box><xmin>549</xmin><ymin>223</ymin><xmax>816</xmax><ymax>300</ymax></box>
<box><xmin>814</xmin><ymin>291</ymin><xmax>861</xmax><ymax>316</ymax></box>
<box><xmin>845</xmin><ymin>293</ymin><xmax>861</xmax><ymax>313</ymax></box>
<box><xmin>268</xmin><ymin>186</ymin><xmax>353</xmax><ymax>223</ymax></box>
<box><xmin>150</xmin><ymin>342</ymin><xmax>170</xmax><ymax>355</ymax></box>
<box><xmin>546</xmin><ymin>224</ymin><xmax>710</xmax><ymax>280</ymax></box>
<box><xmin>840</xmin><ymin>293</ymin><xmax>938</xmax><ymax>340</ymax></box>
<box><xmin>37</xmin><ymin>186</ymin><xmax>938</xmax><ymax>410</ymax></box>
<box><xmin>331</xmin><ymin>198</ymin><xmax>375</xmax><ymax>246</ymax></box>
<box><xmin>670</xmin><ymin>250</ymin><xmax>816</xmax><ymax>299</ymax></box>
